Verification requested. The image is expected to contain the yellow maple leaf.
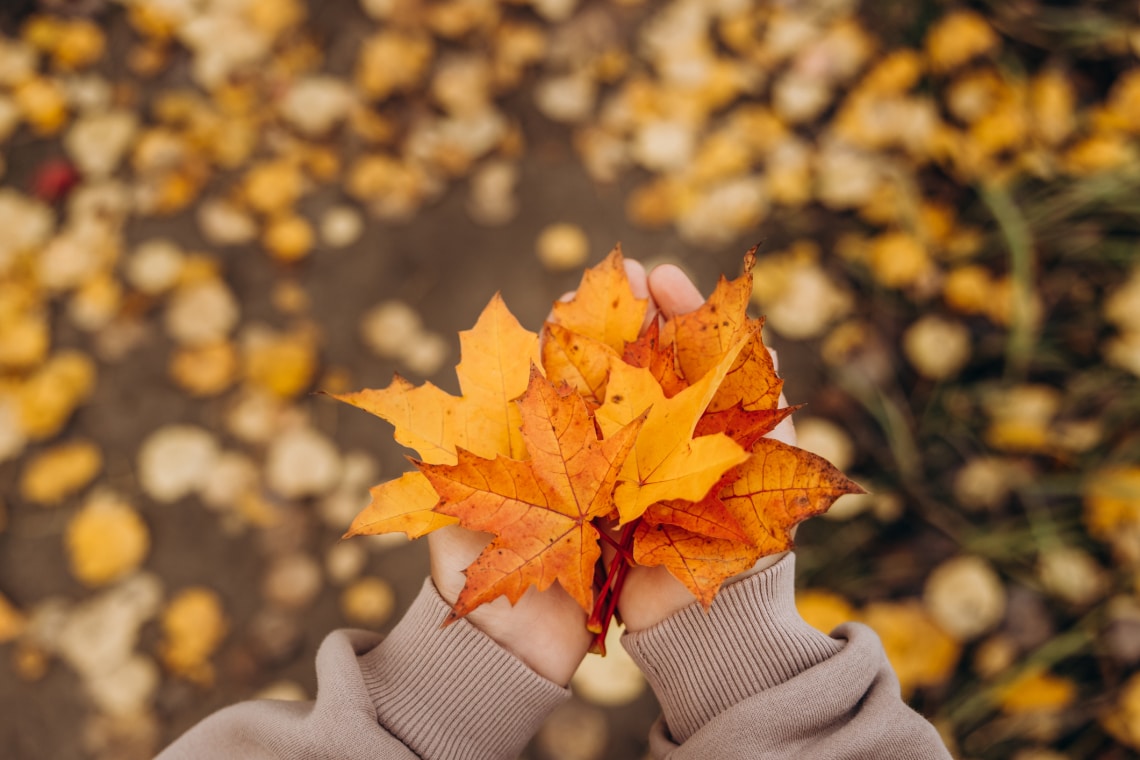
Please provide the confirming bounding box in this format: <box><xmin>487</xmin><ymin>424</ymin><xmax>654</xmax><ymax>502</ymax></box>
<box><xmin>343</xmin><ymin>470</ymin><xmax>456</xmax><ymax>539</ymax></box>
<box><xmin>333</xmin><ymin>293</ymin><xmax>539</xmax><ymax>464</ymax></box>
<box><xmin>549</xmin><ymin>244</ymin><xmax>648</xmax><ymax>352</ymax></box>
<box><xmin>331</xmin><ymin>294</ymin><xmax>538</xmax><ymax>538</ymax></box>
<box><xmin>541</xmin><ymin>322</ymin><xmax>616</xmax><ymax>403</ymax></box>
<box><xmin>595</xmin><ymin>333</ymin><xmax>750</xmax><ymax>523</ymax></box>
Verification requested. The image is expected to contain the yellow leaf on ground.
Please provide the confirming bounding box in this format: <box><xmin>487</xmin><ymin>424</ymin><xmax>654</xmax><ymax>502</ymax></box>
<box><xmin>797</xmin><ymin>589</ymin><xmax>856</xmax><ymax>635</ymax></box>
<box><xmin>998</xmin><ymin>668</ymin><xmax>1076</xmax><ymax>714</ymax></box>
<box><xmin>160</xmin><ymin>587</ymin><xmax>228</xmax><ymax>686</ymax></box>
<box><xmin>0</xmin><ymin>593</ymin><xmax>26</xmax><ymax>643</ymax></box>
<box><xmin>1085</xmin><ymin>466</ymin><xmax>1140</xmax><ymax>538</ymax></box>
<box><xmin>20</xmin><ymin>439</ymin><xmax>103</xmax><ymax>505</ymax></box>
<box><xmin>169</xmin><ymin>341</ymin><xmax>238</xmax><ymax>396</ymax></box>
<box><xmin>65</xmin><ymin>491</ymin><xmax>150</xmax><ymax>587</ymax></box>
<box><xmin>341</xmin><ymin>577</ymin><xmax>396</xmax><ymax>626</ymax></box>
<box><xmin>1103</xmin><ymin>672</ymin><xmax>1140</xmax><ymax>750</ymax></box>
<box><xmin>17</xmin><ymin>350</ymin><xmax>97</xmax><ymax>440</ymax></box>
<box><xmin>242</xmin><ymin>326</ymin><xmax>317</xmax><ymax>398</ymax></box>
<box><xmin>861</xmin><ymin>600</ymin><xmax>960</xmax><ymax>697</ymax></box>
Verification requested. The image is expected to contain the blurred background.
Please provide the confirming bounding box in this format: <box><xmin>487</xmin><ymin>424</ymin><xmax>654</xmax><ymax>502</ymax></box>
<box><xmin>0</xmin><ymin>0</ymin><xmax>1139</xmax><ymax>757</ymax></box>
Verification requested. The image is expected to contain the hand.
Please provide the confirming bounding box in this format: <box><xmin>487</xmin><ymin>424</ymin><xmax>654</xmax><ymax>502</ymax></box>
<box><xmin>614</xmin><ymin>263</ymin><xmax>797</xmax><ymax>632</ymax></box>
<box><xmin>425</xmin><ymin>257</ymin><xmax>655</xmax><ymax>684</ymax></box>
<box><xmin>428</xmin><ymin>525</ymin><xmax>592</xmax><ymax>686</ymax></box>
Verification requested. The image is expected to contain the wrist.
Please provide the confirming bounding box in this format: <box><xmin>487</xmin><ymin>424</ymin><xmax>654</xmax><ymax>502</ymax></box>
<box><xmin>362</xmin><ymin>579</ymin><xmax>570</xmax><ymax>760</ymax></box>
<box><xmin>619</xmin><ymin>552</ymin><xmax>789</xmax><ymax>632</ymax></box>
<box><xmin>428</xmin><ymin>527</ymin><xmax>590</xmax><ymax>685</ymax></box>
<box><xmin>460</xmin><ymin>588</ymin><xmax>592</xmax><ymax>686</ymax></box>
<box><xmin>620</xmin><ymin>553</ymin><xmax>841</xmax><ymax>743</ymax></box>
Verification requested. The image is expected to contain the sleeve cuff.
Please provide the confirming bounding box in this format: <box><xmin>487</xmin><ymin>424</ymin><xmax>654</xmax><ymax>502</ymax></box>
<box><xmin>358</xmin><ymin>579</ymin><xmax>570</xmax><ymax>760</ymax></box>
<box><xmin>621</xmin><ymin>553</ymin><xmax>844</xmax><ymax>744</ymax></box>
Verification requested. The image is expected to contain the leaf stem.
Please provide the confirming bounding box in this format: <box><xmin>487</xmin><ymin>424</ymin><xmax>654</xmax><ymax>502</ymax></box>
<box><xmin>597</xmin><ymin>529</ymin><xmax>634</xmax><ymax>562</ymax></box>
<box><xmin>589</xmin><ymin>521</ymin><xmax>638</xmax><ymax>654</ymax></box>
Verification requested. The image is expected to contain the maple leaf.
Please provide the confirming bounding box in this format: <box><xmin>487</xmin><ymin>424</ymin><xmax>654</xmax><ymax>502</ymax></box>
<box><xmin>666</xmin><ymin>250</ymin><xmax>783</xmax><ymax>412</ymax></box>
<box><xmin>632</xmin><ymin>522</ymin><xmax>759</xmax><ymax>608</ymax></box>
<box><xmin>710</xmin><ymin>327</ymin><xmax>784</xmax><ymax>412</ymax></box>
<box><xmin>549</xmin><ymin>244</ymin><xmax>648</xmax><ymax>352</ymax></box>
<box><xmin>671</xmin><ymin>252</ymin><xmax>755</xmax><ymax>385</ymax></box>
<box><xmin>541</xmin><ymin>322</ymin><xmax>615</xmax><ymax>402</ymax></box>
<box><xmin>342</xmin><ymin>470</ymin><xmax>456</xmax><ymax>539</ymax></box>
<box><xmin>632</xmin><ymin>440</ymin><xmax>862</xmax><ymax>605</ymax></box>
<box><xmin>595</xmin><ymin>334</ymin><xmax>750</xmax><ymax>523</ymax></box>
<box><xmin>418</xmin><ymin>367</ymin><xmax>645</xmax><ymax>618</ymax></box>
<box><xmin>694</xmin><ymin>403</ymin><xmax>801</xmax><ymax>451</ymax></box>
<box><xmin>640</xmin><ymin>492</ymin><xmax>750</xmax><ymax>542</ymax></box>
<box><xmin>621</xmin><ymin>320</ymin><xmax>687</xmax><ymax>399</ymax></box>
<box><xmin>331</xmin><ymin>293</ymin><xmax>539</xmax><ymax>464</ymax></box>
<box><xmin>720</xmin><ymin>438</ymin><xmax>865</xmax><ymax>555</ymax></box>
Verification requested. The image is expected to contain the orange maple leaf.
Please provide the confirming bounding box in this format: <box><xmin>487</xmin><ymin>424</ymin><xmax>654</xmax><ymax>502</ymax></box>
<box><xmin>418</xmin><ymin>367</ymin><xmax>645</xmax><ymax>618</ymax></box>
<box><xmin>330</xmin><ymin>295</ymin><xmax>538</xmax><ymax>539</ymax></box>
<box><xmin>549</xmin><ymin>244</ymin><xmax>648</xmax><ymax>352</ymax></box>
<box><xmin>622</xmin><ymin>320</ymin><xmax>687</xmax><ymax>399</ymax></box>
<box><xmin>694</xmin><ymin>403</ymin><xmax>800</xmax><ymax>451</ymax></box>
<box><xmin>671</xmin><ymin>252</ymin><xmax>755</xmax><ymax>386</ymax></box>
<box><xmin>541</xmin><ymin>322</ymin><xmax>615</xmax><ymax>403</ymax></box>
<box><xmin>632</xmin><ymin>412</ymin><xmax>848</xmax><ymax>603</ymax></box>
<box><xmin>632</xmin><ymin>522</ymin><xmax>759</xmax><ymax>608</ymax></box>
<box><xmin>667</xmin><ymin>250</ymin><xmax>783</xmax><ymax>412</ymax></box>
<box><xmin>720</xmin><ymin>438</ymin><xmax>865</xmax><ymax>556</ymax></box>
<box><xmin>640</xmin><ymin>493</ymin><xmax>751</xmax><ymax>543</ymax></box>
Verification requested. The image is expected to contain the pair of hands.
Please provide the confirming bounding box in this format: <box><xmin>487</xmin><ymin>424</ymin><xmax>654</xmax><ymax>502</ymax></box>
<box><xmin>428</xmin><ymin>260</ymin><xmax>795</xmax><ymax>685</ymax></box>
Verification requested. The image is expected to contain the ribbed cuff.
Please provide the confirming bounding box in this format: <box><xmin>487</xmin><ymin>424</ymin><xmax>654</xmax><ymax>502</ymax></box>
<box><xmin>359</xmin><ymin>579</ymin><xmax>570</xmax><ymax>760</ymax></box>
<box><xmin>621</xmin><ymin>553</ymin><xmax>843</xmax><ymax>744</ymax></box>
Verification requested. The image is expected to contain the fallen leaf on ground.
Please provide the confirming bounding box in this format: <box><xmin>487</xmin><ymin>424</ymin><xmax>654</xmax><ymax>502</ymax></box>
<box><xmin>159</xmin><ymin>587</ymin><xmax>228</xmax><ymax>686</ymax></box>
<box><xmin>65</xmin><ymin>490</ymin><xmax>150</xmax><ymax>587</ymax></box>
<box><xmin>20</xmin><ymin>439</ymin><xmax>102</xmax><ymax>505</ymax></box>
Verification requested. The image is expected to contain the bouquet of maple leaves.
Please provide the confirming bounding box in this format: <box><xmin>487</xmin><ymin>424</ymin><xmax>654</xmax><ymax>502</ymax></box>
<box><xmin>332</xmin><ymin>247</ymin><xmax>862</xmax><ymax>653</ymax></box>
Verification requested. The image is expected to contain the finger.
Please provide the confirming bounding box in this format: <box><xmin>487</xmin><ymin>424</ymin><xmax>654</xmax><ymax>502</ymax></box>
<box><xmin>624</xmin><ymin>258</ymin><xmax>649</xmax><ymax>299</ymax></box>
<box><xmin>623</xmin><ymin>258</ymin><xmax>659</xmax><ymax>331</ymax></box>
<box><xmin>648</xmin><ymin>264</ymin><xmax>704</xmax><ymax>318</ymax></box>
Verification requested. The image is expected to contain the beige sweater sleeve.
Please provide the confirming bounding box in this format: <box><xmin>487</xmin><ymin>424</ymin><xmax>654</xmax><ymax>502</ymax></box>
<box><xmin>156</xmin><ymin>578</ymin><xmax>569</xmax><ymax>760</ymax></box>
<box><xmin>160</xmin><ymin>557</ymin><xmax>950</xmax><ymax>759</ymax></box>
<box><xmin>622</xmin><ymin>553</ymin><xmax>953</xmax><ymax>759</ymax></box>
